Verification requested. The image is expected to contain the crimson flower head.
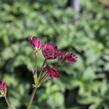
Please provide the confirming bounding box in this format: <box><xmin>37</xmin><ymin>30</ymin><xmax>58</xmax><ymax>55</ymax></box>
<box><xmin>43</xmin><ymin>66</ymin><xmax>60</xmax><ymax>78</ymax></box>
<box><xmin>0</xmin><ymin>80</ymin><xmax>7</xmax><ymax>97</ymax></box>
<box><xmin>42</xmin><ymin>44</ymin><xmax>58</xmax><ymax>60</ymax></box>
<box><xmin>65</xmin><ymin>53</ymin><xmax>77</xmax><ymax>63</ymax></box>
<box><xmin>28</xmin><ymin>37</ymin><xmax>42</xmax><ymax>50</ymax></box>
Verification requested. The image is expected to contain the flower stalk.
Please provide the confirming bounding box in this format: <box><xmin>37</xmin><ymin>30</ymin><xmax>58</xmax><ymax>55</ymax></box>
<box><xmin>4</xmin><ymin>96</ymin><xmax>11</xmax><ymax>109</ymax></box>
<box><xmin>33</xmin><ymin>55</ymin><xmax>38</xmax><ymax>85</ymax></box>
<box><xmin>27</xmin><ymin>86</ymin><xmax>37</xmax><ymax>109</ymax></box>
<box><xmin>37</xmin><ymin>59</ymin><xmax>46</xmax><ymax>83</ymax></box>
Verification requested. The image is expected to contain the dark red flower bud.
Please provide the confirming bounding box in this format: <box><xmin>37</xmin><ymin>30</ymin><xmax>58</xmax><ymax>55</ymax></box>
<box><xmin>65</xmin><ymin>53</ymin><xmax>77</xmax><ymax>63</ymax></box>
<box><xmin>43</xmin><ymin>66</ymin><xmax>60</xmax><ymax>78</ymax></box>
<box><xmin>0</xmin><ymin>80</ymin><xmax>7</xmax><ymax>90</ymax></box>
<box><xmin>28</xmin><ymin>37</ymin><xmax>42</xmax><ymax>50</ymax></box>
<box><xmin>0</xmin><ymin>80</ymin><xmax>7</xmax><ymax>97</ymax></box>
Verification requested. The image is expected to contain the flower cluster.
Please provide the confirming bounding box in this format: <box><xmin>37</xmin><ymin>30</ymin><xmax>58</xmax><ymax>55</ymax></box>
<box><xmin>0</xmin><ymin>36</ymin><xmax>77</xmax><ymax>109</ymax></box>
<box><xmin>0</xmin><ymin>80</ymin><xmax>7</xmax><ymax>97</ymax></box>
<box><xmin>28</xmin><ymin>36</ymin><xmax>77</xmax><ymax>79</ymax></box>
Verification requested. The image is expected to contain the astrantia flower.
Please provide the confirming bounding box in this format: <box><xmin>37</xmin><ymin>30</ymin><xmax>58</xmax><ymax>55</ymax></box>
<box><xmin>28</xmin><ymin>37</ymin><xmax>42</xmax><ymax>50</ymax></box>
<box><xmin>65</xmin><ymin>53</ymin><xmax>77</xmax><ymax>63</ymax></box>
<box><xmin>43</xmin><ymin>66</ymin><xmax>60</xmax><ymax>78</ymax></box>
<box><xmin>0</xmin><ymin>80</ymin><xmax>7</xmax><ymax>97</ymax></box>
<box><xmin>42</xmin><ymin>44</ymin><xmax>58</xmax><ymax>60</ymax></box>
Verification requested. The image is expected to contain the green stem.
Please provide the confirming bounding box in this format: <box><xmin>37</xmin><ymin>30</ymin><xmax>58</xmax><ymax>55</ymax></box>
<box><xmin>4</xmin><ymin>96</ymin><xmax>11</xmax><ymax>109</ymax></box>
<box><xmin>35</xmin><ymin>55</ymin><xmax>37</xmax><ymax>74</ymax></box>
<box><xmin>33</xmin><ymin>55</ymin><xmax>38</xmax><ymax>84</ymax></box>
<box><xmin>38</xmin><ymin>59</ymin><xmax>46</xmax><ymax>82</ymax></box>
<box><xmin>27</xmin><ymin>87</ymin><xmax>37</xmax><ymax>109</ymax></box>
<box><xmin>40</xmin><ymin>73</ymin><xmax>48</xmax><ymax>84</ymax></box>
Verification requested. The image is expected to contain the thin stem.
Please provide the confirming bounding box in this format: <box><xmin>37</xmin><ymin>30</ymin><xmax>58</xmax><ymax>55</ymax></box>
<box><xmin>33</xmin><ymin>55</ymin><xmax>38</xmax><ymax>84</ymax></box>
<box><xmin>38</xmin><ymin>59</ymin><xmax>46</xmax><ymax>82</ymax></box>
<box><xmin>27</xmin><ymin>87</ymin><xmax>37</xmax><ymax>109</ymax></box>
<box><xmin>4</xmin><ymin>96</ymin><xmax>11</xmax><ymax>109</ymax></box>
<box><xmin>40</xmin><ymin>59</ymin><xmax>46</xmax><ymax>72</ymax></box>
<box><xmin>40</xmin><ymin>73</ymin><xmax>48</xmax><ymax>84</ymax></box>
<box><xmin>34</xmin><ymin>54</ymin><xmax>37</xmax><ymax>74</ymax></box>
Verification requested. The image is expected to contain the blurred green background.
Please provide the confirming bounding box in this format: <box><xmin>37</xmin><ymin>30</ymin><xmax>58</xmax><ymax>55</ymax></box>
<box><xmin>0</xmin><ymin>0</ymin><xmax>109</xmax><ymax>109</ymax></box>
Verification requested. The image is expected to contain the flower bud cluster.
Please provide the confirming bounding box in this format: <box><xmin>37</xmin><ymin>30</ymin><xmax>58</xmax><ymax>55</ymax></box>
<box><xmin>28</xmin><ymin>36</ymin><xmax>77</xmax><ymax>79</ymax></box>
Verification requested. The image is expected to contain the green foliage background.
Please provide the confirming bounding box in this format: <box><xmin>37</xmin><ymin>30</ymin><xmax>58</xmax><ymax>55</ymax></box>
<box><xmin>0</xmin><ymin>0</ymin><xmax>109</xmax><ymax>109</ymax></box>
